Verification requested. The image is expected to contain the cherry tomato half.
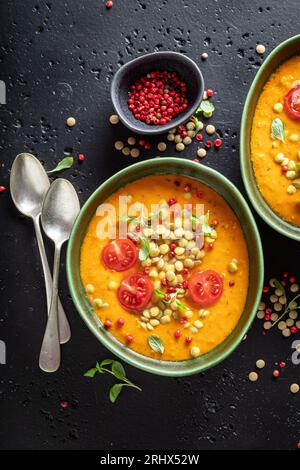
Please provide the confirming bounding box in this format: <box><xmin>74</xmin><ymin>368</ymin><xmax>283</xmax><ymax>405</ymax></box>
<box><xmin>284</xmin><ymin>84</ymin><xmax>300</xmax><ymax>120</ymax></box>
<box><xmin>102</xmin><ymin>238</ymin><xmax>137</xmax><ymax>272</ymax></box>
<box><xmin>188</xmin><ymin>270</ymin><xmax>223</xmax><ymax>306</ymax></box>
<box><xmin>117</xmin><ymin>272</ymin><xmax>153</xmax><ymax>311</ymax></box>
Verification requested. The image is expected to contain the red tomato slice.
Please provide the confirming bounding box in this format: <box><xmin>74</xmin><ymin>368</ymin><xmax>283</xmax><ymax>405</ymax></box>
<box><xmin>102</xmin><ymin>238</ymin><xmax>137</xmax><ymax>272</ymax></box>
<box><xmin>284</xmin><ymin>84</ymin><xmax>300</xmax><ymax>120</ymax></box>
<box><xmin>188</xmin><ymin>270</ymin><xmax>223</xmax><ymax>306</ymax></box>
<box><xmin>117</xmin><ymin>272</ymin><xmax>153</xmax><ymax>311</ymax></box>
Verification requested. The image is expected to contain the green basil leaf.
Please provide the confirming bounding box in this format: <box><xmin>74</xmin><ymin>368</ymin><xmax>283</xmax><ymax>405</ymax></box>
<box><xmin>193</xmin><ymin>115</ymin><xmax>201</xmax><ymax>132</ymax></box>
<box><xmin>47</xmin><ymin>156</ymin><xmax>74</xmax><ymax>174</ymax></box>
<box><xmin>119</xmin><ymin>215</ymin><xmax>138</xmax><ymax>222</ymax></box>
<box><xmin>139</xmin><ymin>237</ymin><xmax>150</xmax><ymax>261</ymax></box>
<box><xmin>198</xmin><ymin>100</ymin><xmax>215</xmax><ymax>114</ymax></box>
<box><xmin>271</xmin><ymin>118</ymin><xmax>285</xmax><ymax>142</ymax></box>
<box><xmin>84</xmin><ymin>367</ymin><xmax>98</xmax><ymax>378</ymax></box>
<box><xmin>109</xmin><ymin>383</ymin><xmax>124</xmax><ymax>403</ymax></box>
<box><xmin>154</xmin><ymin>288</ymin><xmax>165</xmax><ymax>299</ymax></box>
<box><xmin>148</xmin><ymin>334</ymin><xmax>164</xmax><ymax>354</ymax></box>
<box><xmin>98</xmin><ymin>359</ymin><xmax>114</xmax><ymax>370</ymax></box>
<box><xmin>175</xmin><ymin>300</ymin><xmax>188</xmax><ymax>310</ymax></box>
<box><xmin>112</xmin><ymin>361</ymin><xmax>126</xmax><ymax>380</ymax></box>
<box><xmin>273</xmin><ymin>279</ymin><xmax>286</xmax><ymax>298</ymax></box>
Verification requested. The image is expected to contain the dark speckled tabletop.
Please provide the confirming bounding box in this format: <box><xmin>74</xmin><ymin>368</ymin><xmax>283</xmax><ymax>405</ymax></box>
<box><xmin>0</xmin><ymin>0</ymin><xmax>299</xmax><ymax>451</ymax></box>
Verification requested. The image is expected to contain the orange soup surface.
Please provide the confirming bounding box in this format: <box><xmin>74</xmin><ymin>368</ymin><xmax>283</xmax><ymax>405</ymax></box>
<box><xmin>251</xmin><ymin>55</ymin><xmax>300</xmax><ymax>226</ymax></box>
<box><xmin>80</xmin><ymin>175</ymin><xmax>249</xmax><ymax>361</ymax></box>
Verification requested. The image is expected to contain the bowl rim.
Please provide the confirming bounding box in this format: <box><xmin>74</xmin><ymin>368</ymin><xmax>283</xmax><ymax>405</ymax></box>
<box><xmin>111</xmin><ymin>51</ymin><xmax>204</xmax><ymax>135</ymax></box>
<box><xmin>66</xmin><ymin>158</ymin><xmax>264</xmax><ymax>376</ymax></box>
<box><xmin>240</xmin><ymin>34</ymin><xmax>300</xmax><ymax>241</ymax></box>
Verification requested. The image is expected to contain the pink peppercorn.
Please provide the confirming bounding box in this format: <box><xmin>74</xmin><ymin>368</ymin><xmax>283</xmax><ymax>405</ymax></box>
<box><xmin>273</xmin><ymin>370</ymin><xmax>280</xmax><ymax>378</ymax></box>
<box><xmin>167</xmin><ymin>286</ymin><xmax>176</xmax><ymax>293</ymax></box>
<box><xmin>185</xmin><ymin>337</ymin><xmax>192</xmax><ymax>344</ymax></box>
<box><xmin>263</xmin><ymin>286</ymin><xmax>269</xmax><ymax>293</ymax></box>
<box><xmin>104</xmin><ymin>320</ymin><xmax>112</xmax><ymax>329</ymax></box>
<box><xmin>211</xmin><ymin>219</ymin><xmax>219</xmax><ymax>227</ymax></box>
<box><xmin>168</xmin><ymin>197</ymin><xmax>177</xmax><ymax>206</ymax></box>
<box><xmin>279</xmin><ymin>361</ymin><xmax>286</xmax><ymax>368</ymax></box>
<box><xmin>126</xmin><ymin>335</ymin><xmax>134</xmax><ymax>344</ymax></box>
<box><xmin>206</xmin><ymin>88</ymin><xmax>214</xmax><ymax>97</ymax></box>
<box><xmin>116</xmin><ymin>318</ymin><xmax>125</xmax><ymax>327</ymax></box>
<box><xmin>214</xmin><ymin>138</ymin><xmax>222</xmax><ymax>148</ymax></box>
<box><xmin>291</xmin><ymin>326</ymin><xmax>298</xmax><ymax>334</ymax></box>
<box><xmin>60</xmin><ymin>400</ymin><xmax>69</xmax><ymax>409</ymax></box>
<box><xmin>78</xmin><ymin>153</ymin><xmax>85</xmax><ymax>161</ymax></box>
<box><xmin>205</xmin><ymin>140</ymin><xmax>212</xmax><ymax>149</ymax></box>
<box><xmin>184</xmin><ymin>184</ymin><xmax>191</xmax><ymax>192</ymax></box>
<box><xmin>264</xmin><ymin>314</ymin><xmax>271</xmax><ymax>321</ymax></box>
<box><xmin>105</xmin><ymin>0</ymin><xmax>113</xmax><ymax>8</ymax></box>
<box><xmin>0</xmin><ymin>186</ymin><xmax>6</xmax><ymax>193</ymax></box>
<box><xmin>170</xmin><ymin>242</ymin><xmax>177</xmax><ymax>250</ymax></box>
<box><xmin>229</xmin><ymin>280</ymin><xmax>235</xmax><ymax>287</ymax></box>
<box><xmin>283</xmin><ymin>272</ymin><xmax>289</xmax><ymax>278</ymax></box>
<box><xmin>196</xmin><ymin>191</ymin><xmax>204</xmax><ymax>199</ymax></box>
<box><xmin>290</xmin><ymin>276</ymin><xmax>296</xmax><ymax>283</ymax></box>
<box><xmin>196</xmin><ymin>133</ymin><xmax>203</xmax><ymax>141</ymax></box>
<box><xmin>174</xmin><ymin>330</ymin><xmax>181</xmax><ymax>339</ymax></box>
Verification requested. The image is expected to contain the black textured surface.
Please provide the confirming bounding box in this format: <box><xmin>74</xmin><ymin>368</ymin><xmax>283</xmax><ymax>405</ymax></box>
<box><xmin>0</xmin><ymin>0</ymin><xmax>300</xmax><ymax>451</ymax></box>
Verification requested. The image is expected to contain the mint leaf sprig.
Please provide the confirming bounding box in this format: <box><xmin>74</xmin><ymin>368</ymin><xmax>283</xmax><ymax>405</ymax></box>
<box><xmin>84</xmin><ymin>359</ymin><xmax>142</xmax><ymax>403</ymax></box>
<box><xmin>270</xmin><ymin>279</ymin><xmax>300</xmax><ymax>328</ymax></box>
<box><xmin>47</xmin><ymin>156</ymin><xmax>74</xmax><ymax>174</ymax></box>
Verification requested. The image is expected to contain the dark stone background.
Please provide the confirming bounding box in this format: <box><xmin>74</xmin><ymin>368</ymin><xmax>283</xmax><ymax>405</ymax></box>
<box><xmin>0</xmin><ymin>0</ymin><xmax>299</xmax><ymax>451</ymax></box>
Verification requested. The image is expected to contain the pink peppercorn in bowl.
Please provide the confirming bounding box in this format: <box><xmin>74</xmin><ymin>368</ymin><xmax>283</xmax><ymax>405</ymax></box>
<box><xmin>111</xmin><ymin>52</ymin><xmax>204</xmax><ymax>135</ymax></box>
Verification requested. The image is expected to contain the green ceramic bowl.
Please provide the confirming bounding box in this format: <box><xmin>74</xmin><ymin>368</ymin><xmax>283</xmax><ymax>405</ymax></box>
<box><xmin>240</xmin><ymin>34</ymin><xmax>300</xmax><ymax>241</ymax></box>
<box><xmin>67</xmin><ymin>158</ymin><xmax>263</xmax><ymax>376</ymax></box>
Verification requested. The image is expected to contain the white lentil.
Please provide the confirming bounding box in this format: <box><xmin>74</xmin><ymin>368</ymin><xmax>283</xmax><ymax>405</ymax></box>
<box><xmin>127</xmin><ymin>136</ymin><xmax>136</xmax><ymax>145</ymax></box>
<box><xmin>278</xmin><ymin>321</ymin><xmax>287</xmax><ymax>330</ymax></box>
<box><xmin>190</xmin><ymin>346</ymin><xmax>201</xmax><ymax>358</ymax></box>
<box><xmin>206</xmin><ymin>124</ymin><xmax>215</xmax><ymax>135</ymax></box>
<box><xmin>130</xmin><ymin>148</ymin><xmax>140</xmax><ymax>158</ymax></box>
<box><xmin>248</xmin><ymin>371</ymin><xmax>259</xmax><ymax>382</ymax></box>
<box><xmin>122</xmin><ymin>147</ymin><xmax>130</xmax><ymax>156</ymax></box>
<box><xmin>256</xmin><ymin>311</ymin><xmax>265</xmax><ymax>319</ymax></box>
<box><xmin>256</xmin><ymin>359</ymin><xmax>265</xmax><ymax>369</ymax></box>
<box><xmin>85</xmin><ymin>284</ymin><xmax>95</xmax><ymax>294</ymax></box>
<box><xmin>290</xmin><ymin>383</ymin><xmax>300</xmax><ymax>394</ymax></box>
<box><xmin>157</xmin><ymin>142</ymin><xmax>167</xmax><ymax>152</ymax></box>
<box><xmin>66</xmin><ymin>116</ymin><xmax>76</xmax><ymax>127</ymax></box>
<box><xmin>109</xmin><ymin>114</ymin><xmax>119</xmax><ymax>125</ymax></box>
<box><xmin>282</xmin><ymin>328</ymin><xmax>291</xmax><ymax>337</ymax></box>
<box><xmin>256</xmin><ymin>44</ymin><xmax>266</xmax><ymax>55</ymax></box>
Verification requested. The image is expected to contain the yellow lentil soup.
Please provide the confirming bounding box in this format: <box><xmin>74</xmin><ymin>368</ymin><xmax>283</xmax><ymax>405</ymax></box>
<box><xmin>251</xmin><ymin>55</ymin><xmax>300</xmax><ymax>226</ymax></box>
<box><xmin>80</xmin><ymin>175</ymin><xmax>249</xmax><ymax>361</ymax></box>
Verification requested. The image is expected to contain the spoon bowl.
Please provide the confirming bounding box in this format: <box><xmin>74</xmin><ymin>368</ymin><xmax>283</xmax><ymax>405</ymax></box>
<box><xmin>10</xmin><ymin>153</ymin><xmax>50</xmax><ymax>218</ymax></box>
<box><xmin>41</xmin><ymin>179</ymin><xmax>81</xmax><ymax>246</ymax></box>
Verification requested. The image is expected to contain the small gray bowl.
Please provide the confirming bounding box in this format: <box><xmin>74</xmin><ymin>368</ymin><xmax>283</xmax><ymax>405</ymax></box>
<box><xmin>111</xmin><ymin>51</ymin><xmax>204</xmax><ymax>135</ymax></box>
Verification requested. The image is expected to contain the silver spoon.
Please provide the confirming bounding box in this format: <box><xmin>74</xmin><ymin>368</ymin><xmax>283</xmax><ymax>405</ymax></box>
<box><xmin>10</xmin><ymin>153</ymin><xmax>71</xmax><ymax>344</ymax></box>
<box><xmin>39</xmin><ymin>178</ymin><xmax>80</xmax><ymax>373</ymax></box>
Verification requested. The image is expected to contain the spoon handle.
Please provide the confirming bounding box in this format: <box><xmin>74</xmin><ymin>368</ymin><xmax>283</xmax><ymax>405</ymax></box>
<box><xmin>33</xmin><ymin>216</ymin><xmax>71</xmax><ymax>344</ymax></box>
<box><xmin>39</xmin><ymin>244</ymin><xmax>62</xmax><ymax>373</ymax></box>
